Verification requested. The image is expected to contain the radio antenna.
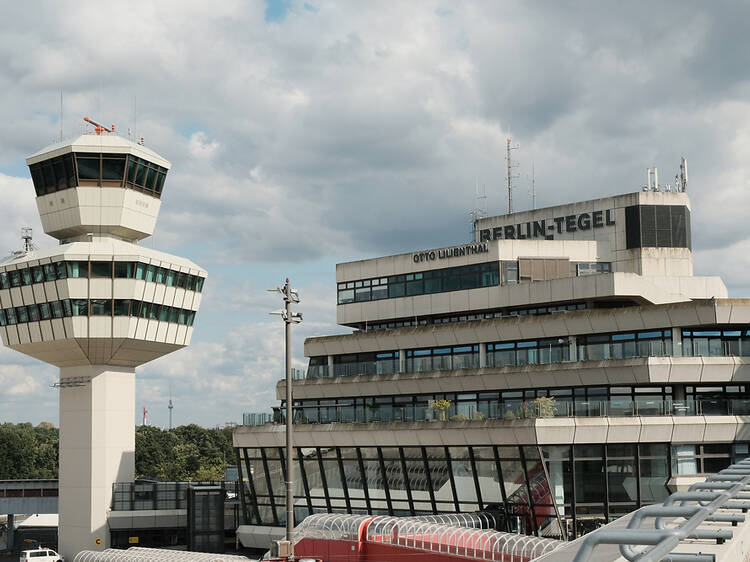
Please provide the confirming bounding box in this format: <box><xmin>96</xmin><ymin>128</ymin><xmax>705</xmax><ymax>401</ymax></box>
<box><xmin>506</xmin><ymin>138</ymin><xmax>520</xmax><ymax>213</ymax></box>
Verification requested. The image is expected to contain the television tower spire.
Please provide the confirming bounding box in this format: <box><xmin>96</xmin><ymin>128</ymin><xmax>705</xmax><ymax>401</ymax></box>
<box><xmin>168</xmin><ymin>388</ymin><xmax>174</xmax><ymax>430</ymax></box>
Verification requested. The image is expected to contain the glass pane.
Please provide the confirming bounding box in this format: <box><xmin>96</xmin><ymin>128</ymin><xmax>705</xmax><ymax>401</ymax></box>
<box><xmin>90</xmin><ymin>261</ymin><xmax>112</xmax><ymax>278</ymax></box>
<box><xmin>90</xmin><ymin>299</ymin><xmax>112</xmax><ymax>315</ymax></box>
<box><xmin>114</xmin><ymin>262</ymin><xmax>135</xmax><ymax>278</ymax></box>
<box><xmin>101</xmin><ymin>157</ymin><xmax>126</xmax><ymax>180</ymax></box>
<box><xmin>76</xmin><ymin>155</ymin><xmax>100</xmax><ymax>180</ymax></box>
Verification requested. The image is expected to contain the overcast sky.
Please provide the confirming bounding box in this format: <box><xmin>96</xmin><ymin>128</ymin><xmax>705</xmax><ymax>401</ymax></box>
<box><xmin>1</xmin><ymin>1</ymin><xmax>750</xmax><ymax>428</ymax></box>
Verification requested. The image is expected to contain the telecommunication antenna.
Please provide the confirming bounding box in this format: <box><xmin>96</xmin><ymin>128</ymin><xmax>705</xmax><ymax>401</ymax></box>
<box><xmin>677</xmin><ymin>157</ymin><xmax>688</xmax><ymax>192</ymax></box>
<box><xmin>21</xmin><ymin>227</ymin><xmax>34</xmax><ymax>252</ymax></box>
<box><xmin>142</xmin><ymin>407</ymin><xmax>148</xmax><ymax>426</ymax></box>
<box><xmin>469</xmin><ymin>177</ymin><xmax>488</xmax><ymax>241</ymax></box>
<box><xmin>506</xmin><ymin>138</ymin><xmax>520</xmax><ymax>213</ymax></box>
<box><xmin>528</xmin><ymin>161</ymin><xmax>536</xmax><ymax>210</ymax></box>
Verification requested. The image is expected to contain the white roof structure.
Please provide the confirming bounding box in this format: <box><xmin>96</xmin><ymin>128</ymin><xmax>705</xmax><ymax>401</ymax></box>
<box><xmin>27</xmin><ymin>134</ymin><xmax>170</xmax><ymax>169</ymax></box>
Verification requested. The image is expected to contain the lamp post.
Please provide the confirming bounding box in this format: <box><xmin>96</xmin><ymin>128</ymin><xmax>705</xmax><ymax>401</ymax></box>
<box><xmin>269</xmin><ymin>279</ymin><xmax>302</xmax><ymax>560</ymax></box>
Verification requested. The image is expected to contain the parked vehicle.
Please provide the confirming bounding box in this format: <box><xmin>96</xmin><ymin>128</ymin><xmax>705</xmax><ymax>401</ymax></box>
<box><xmin>19</xmin><ymin>547</ymin><xmax>63</xmax><ymax>562</ymax></box>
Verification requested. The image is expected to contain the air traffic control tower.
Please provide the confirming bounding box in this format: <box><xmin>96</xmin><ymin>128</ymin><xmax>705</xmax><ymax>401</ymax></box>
<box><xmin>0</xmin><ymin>121</ymin><xmax>206</xmax><ymax>559</ymax></box>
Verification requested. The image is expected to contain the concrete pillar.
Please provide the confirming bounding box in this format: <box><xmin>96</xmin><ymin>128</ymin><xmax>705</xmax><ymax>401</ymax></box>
<box><xmin>327</xmin><ymin>355</ymin><xmax>334</xmax><ymax>378</ymax></box>
<box><xmin>399</xmin><ymin>349</ymin><xmax>407</xmax><ymax>373</ymax></box>
<box><xmin>479</xmin><ymin>344</ymin><xmax>487</xmax><ymax>368</ymax></box>
<box><xmin>58</xmin><ymin>366</ymin><xmax>135</xmax><ymax>561</ymax></box>
<box><xmin>7</xmin><ymin>513</ymin><xmax>14</xmax><ymax>552</ymax></box>
<box><xmin>568</xmin><ymin>335</ymin><xmax>578</xmax><ymax>362</ymax></box>
<box><xmin>672</xmin><ymin>328</ymin><xmax>682</xmax><ymax>357</ymax></box>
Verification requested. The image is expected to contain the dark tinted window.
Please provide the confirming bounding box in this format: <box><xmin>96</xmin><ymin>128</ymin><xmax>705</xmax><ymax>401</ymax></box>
<box><xmin>76</xmin><ymin>155</ymin><xmax>100</xmax><ymax>180</ymax></box>
<box><xmin>101</xmin><ymin>155</ymin><xmax>126</xmax><ymax>180</ymax></box>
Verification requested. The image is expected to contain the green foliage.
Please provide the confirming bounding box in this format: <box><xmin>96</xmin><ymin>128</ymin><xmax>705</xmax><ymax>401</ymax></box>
<box><xmin>533</xmin><ymin>396</ymin><xmax>558</xmax><ymax>418</ymax></box>
<box><xmin>449</xmin><ymin>413</ymin><xmax>469</xmax><ymax>421</ymax></box>
<box><xmin>0</xmin><ymin>422</ymin><xmax>235</xmax><ymax>482</ymax></box>
<box><xmin>135</xmin><ymin>424</ymin><xmax>234</xmax><ymax>481</ymax></box>
<box><xmin>0</xmin><ymin>422</ymin><xmax>59</xmax><ymax>479</ymax></box>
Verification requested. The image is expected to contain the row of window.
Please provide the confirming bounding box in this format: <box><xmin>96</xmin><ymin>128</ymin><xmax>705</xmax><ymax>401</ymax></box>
<box><xmin>337</xmin><ymin>262</ymin><xmax>500</xmax><ymax>305</ymax></box>
<box><xmin>363</xmin><ymin>303</ymin><xmax>588</xmax><ymax>332</ymax></box>
<box><xmin>0</xmin><ymin>261</ymin><xmax>204</xmax><ymax>293</ymax></box>
<box><xmin>306</xmin><ymin>329</ymin><xmax>674</xmax><ymax>379</ymax></box>
<box><xmin>337</xmin><ymin>260</ymin><xmax>612</xmax><ymax>305</ymax></box>
<box><xmin>0</xmin><ymin>299</ymin><xmax>197</xmax><ymax>327</ymax></box>
<box><xmin>29</xmin><ymin>152</ymin><xmax>168</xmax><ymax>198</ymax></box>
<box><xmin>237</xmin><ymin>442</ymin><xmax>745</xmax><ymax>539</ymax></box>
<box><xmin>288</xmin><ymin>385</ymin><xmax>678</xmax><ymax>424</ymax></box>
<box><xmin>682</xmin><ymin>329</ymin><xmax>750</xmax><ymax>357</ymax></box>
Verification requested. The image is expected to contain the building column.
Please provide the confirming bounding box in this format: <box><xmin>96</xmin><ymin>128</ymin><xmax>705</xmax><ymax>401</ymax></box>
<box><xmin>327</xmin><ymin>355</ymin><xmax>334</xmax><ymax>378</ymax></box>
<box><xmin>672</xmin><ymin>328</ymin><xmax>682</xmax><ymax>357</ymax></box>
<box><xmin>58</xmin><ymin>366</ymin><xmax>135</xmax><ymax>561</ymax></box>
<box><xmin>568</xmin><ymin>335</ymin><xmax>578</xmax><ymax>362</ymax></box>
<box><xmin>479</xmin><ymin>344</ymin><xmax>487</xmax><ymax>368</ymax></box>
<box><xmin>399</xmin><ymin>350</ymin><xmax>407</xmax><ymax>373</ymax></box>
<box><xmin>6</xmin><ymin>513</ymin><xmax>14</xmax><ymax>552</ymax></box>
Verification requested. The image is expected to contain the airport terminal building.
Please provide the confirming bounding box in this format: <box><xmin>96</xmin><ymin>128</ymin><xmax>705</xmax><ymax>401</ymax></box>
<box><xmin>234</xmin><ymin>190</ymin><xmax>750</xmax><ymax>546</ymax></box>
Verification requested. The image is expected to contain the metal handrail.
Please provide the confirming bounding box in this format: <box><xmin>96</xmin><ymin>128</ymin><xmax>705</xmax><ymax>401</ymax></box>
<box><xmin>572</xmin><ymin>458</ymin><xmax>750</xmax><ymax>562</ymax></box>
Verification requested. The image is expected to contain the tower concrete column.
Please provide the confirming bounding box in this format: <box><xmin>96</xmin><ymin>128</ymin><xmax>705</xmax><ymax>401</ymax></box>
<box><xmin>58</xmin><ymin>366</ymin><xmax>136</xmax><ymax>560</ymax></box>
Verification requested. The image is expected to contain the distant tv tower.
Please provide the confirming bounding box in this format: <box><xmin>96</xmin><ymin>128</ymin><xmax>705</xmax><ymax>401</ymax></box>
<box><xmin>142</xmin><ymin>407</ymin><xmax>148</xmax><ymax>426</ymax></box>
<box><xmin>168</xmin><ymin>390</ymin><xmax>174</xmax><ymax>430</ymax></box>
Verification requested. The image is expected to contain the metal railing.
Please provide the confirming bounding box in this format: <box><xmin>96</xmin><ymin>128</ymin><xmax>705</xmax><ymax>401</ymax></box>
<box><xmin>572</xmin><ymin>457</ymin><xmax>750</xmax><ymax>562</ymax></box>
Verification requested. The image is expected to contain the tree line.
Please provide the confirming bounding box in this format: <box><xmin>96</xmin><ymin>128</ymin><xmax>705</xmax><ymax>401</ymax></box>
<box><xmin>0</xmin><ymin>423</ymin><xmax>235</xmax><ymax>481</ymax></box>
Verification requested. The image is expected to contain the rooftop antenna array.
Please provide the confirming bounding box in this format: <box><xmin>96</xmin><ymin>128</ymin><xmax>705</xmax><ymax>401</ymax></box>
<box><xmin>643</xmin><ymin>158</ymin><xmax>688</xmax><ymax>192</ymax></box>
<box><xmin>469</xmin><ymin>177</ymin><xmax>488</xmax><ymax>241</ymax></box>
<box><xmin>9</xmin><ymin>227</ymin><xmax>37</xmax><ymax>259</ymax></box>
<box><xmin>506</xmin><ymin>138</ymin><xmax>520</xmax><ymax>213</ymax></box>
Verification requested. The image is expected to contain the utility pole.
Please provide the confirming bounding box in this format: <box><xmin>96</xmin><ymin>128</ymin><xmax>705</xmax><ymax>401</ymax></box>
<box><xmin>506</xmin><ymin>138</ymin><xmax>520</xmax><ymax>213</ymax></box>
<box><xmin>269</xmin><ymin>279</ymin><xmax>302</xmax><ymax>560</ymax></box>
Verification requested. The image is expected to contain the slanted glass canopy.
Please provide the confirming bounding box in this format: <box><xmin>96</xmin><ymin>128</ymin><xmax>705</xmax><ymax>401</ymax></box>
<box><xmin>28</xmin><ymin>152</ymin><xmax>168</xmax><ymax>198</ymax></box>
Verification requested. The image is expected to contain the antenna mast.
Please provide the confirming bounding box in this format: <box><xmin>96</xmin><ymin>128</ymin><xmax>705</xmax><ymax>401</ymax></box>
<box><xmin>529</xmin><ymin>161</ymin><xmax>536</xmax><ymax>210</ymax></box>
<box><xmin>506</xmin><ymin>138</ymin><xmax>520</xmax><ymax>213</ymax></box>
<box><xmin>469</xmin><ymin>177</ymin><xmax>488</xmax><ymax>241</ymax></box>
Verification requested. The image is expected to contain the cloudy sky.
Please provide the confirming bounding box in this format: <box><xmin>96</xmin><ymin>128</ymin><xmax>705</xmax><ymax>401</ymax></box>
<box><xmin>1</xmin><ymin>1</ymin><xmax>750</xmax><ymax>427</ymax></box>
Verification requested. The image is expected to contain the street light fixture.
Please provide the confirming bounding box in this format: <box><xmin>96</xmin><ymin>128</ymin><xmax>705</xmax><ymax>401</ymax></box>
<box><xmin>268</xmin><ymin>279</ymin><xmax>302</xmax><ymax>560</ymax></box>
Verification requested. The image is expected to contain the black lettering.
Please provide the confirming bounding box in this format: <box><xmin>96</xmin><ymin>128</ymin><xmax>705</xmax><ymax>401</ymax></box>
<box><xmin>517</xmin><ymin>224</ymin><xmax>526</xmax><ymax>239</ymax></box>
<box><xmin>533</xmin><ymin>220</ymin><xmax>546</xmax><ymax>238</ymax></box>
<box><xmin>592</xmin><ymin>210</ymin><xmax>604</xmax><ymax>228</ymax></box>
<box><xmin>605</xmin><ymin>209</ymin><xmax>616</xmax><ymax>225</ymax></box>
<box><xmin>429</xmin><ymin>251</ymin><xmax>436</xmax><ymax>260</ymax></box>
<box><xmin>565</xmin><ymin>215</ymin><xmax>577</xmax><ymax>232</ymax></box>
<box><xmin>480</xmin><ymin>229</ymin><xmax>491</xmax><ymax>242</ymax></box>
<box><xmin>553</xmin><ymin>216</ymin><xmax>565</xmax><ymax>234</ymax></box>
<box><xmin>504</xmin><ymin>225</ymin><xmax>516</xmax><ymax>239</ymax></box>
<box><xmin>413</xmin><ymin>255</ymin><xmax>419</xmax><ymax>263</ymax></box>
<box><xmin>577</xmin><ymin>213</ymin><xmax>591</xmax><ymax>230</ymax></box>
<box><xmin>459</xmin><ymin>248</ymin><xmax>465</xmax><ymax>256</ymax></box>
<box><xmin>492</xmin><ymin>226</ymin><xmax>503</xmax><ymax>240</ymax></box>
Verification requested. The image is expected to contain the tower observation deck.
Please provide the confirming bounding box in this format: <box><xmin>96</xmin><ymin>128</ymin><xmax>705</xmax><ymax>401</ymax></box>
<box><xmin>0</xmin><ymin>123</ymin><xmax>206</xmax><ymax>559</ymax></box>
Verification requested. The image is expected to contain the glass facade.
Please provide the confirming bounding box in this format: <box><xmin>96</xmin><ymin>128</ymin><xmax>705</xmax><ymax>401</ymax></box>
<box><xmin>28</xmin><ymin>152</ymin><xmax>168</xmax><ymax>199</ymax></box>
<box><xmin>337</xmin><ymin>262</ymin><xmax>500</xmax><ymax>305</ymax></box>
<box><xmin>288</xmin><ymin>385</ymin><xmax>702</xmax><ymax>424</ymax></box>
<box><xmin>0</xmin><ymin>261</ymin><xmax>204</xmax><ymax>292</ymax></box>
<box><xmin>0</xmin><ymin>299</ymin><xmax>197</xmax><ymax>327</ymax></box>
<box><xmin>337</xmin><ymin>260</ymin><xmax>612</xmax><ymax>305</ymax></box>
<box><xmin>236</xmin><ymin>442</ymin><xmax>745</xmax><ymax>540</ymax></box>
